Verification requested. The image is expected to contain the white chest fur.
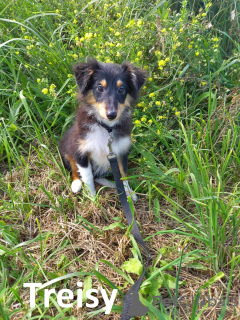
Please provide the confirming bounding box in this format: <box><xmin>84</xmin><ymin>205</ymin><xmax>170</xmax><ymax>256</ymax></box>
<box><xmin>79</xmin><ymin>124</ymin><xmax>131</xmax><ymax>175</ymax></box>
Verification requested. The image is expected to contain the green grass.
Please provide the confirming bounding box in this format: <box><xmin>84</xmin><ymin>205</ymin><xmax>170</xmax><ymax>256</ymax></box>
<box><xmin>0</xmin><ymin>0</ymin><xmax>240</xmax><ymax>319</ymax></box>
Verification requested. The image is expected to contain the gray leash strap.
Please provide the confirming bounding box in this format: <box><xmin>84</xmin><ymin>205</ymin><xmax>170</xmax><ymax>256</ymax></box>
<box><xmin>108</xmin><ymin>154</ymin><xmax>150</xmax><ymax>319</ymax></box>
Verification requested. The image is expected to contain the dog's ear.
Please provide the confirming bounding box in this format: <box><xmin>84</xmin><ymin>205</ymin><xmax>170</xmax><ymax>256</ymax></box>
<box><xmin>121</xmin><ymin>62</ymin><xmax>148</xmax><ymax>95</ymax></box>
<box><xmin>73</xmin><ymin>59</ymin><xmax>99</xmax><ymax>94</ymax></box>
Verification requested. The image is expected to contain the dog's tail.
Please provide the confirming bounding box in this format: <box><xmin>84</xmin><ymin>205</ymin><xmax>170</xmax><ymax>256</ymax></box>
<box><xmin>95</xmin><ymin>178</ymin><xmax>116</xmax><ymax>189</ymax></box>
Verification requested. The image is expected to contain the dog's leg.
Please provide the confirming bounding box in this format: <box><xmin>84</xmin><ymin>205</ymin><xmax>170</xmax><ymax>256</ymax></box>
<box><xmin>76</xmin><ymin>159</ymin><xmax>96</xmax><ymax>196</ymax></box>
<box><xmin>119</xmin><ymin>152</ymin><xmax>138</xmax><ymax>202</ymax></box>
<box><xmin>95</xmin><ymin>178</ymin><xmax>116</xmax><ymax>188</ymax></box>
<box><xmin>66</xmin><ymin>155</ymin><xmax>82</xmax><ymax>193</ymax></box>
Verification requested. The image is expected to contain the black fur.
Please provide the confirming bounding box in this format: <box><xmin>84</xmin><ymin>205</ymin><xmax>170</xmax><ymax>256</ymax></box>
<box><xmin>59</xmin><ymin>59</ymin><xmax>147</xmax><ymax>193</ymax></box>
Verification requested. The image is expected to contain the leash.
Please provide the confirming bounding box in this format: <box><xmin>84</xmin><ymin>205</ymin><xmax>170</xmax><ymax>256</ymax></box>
<box><xmin>100</xmin><ymin>123</ymin><xmax>150</xmax><ymax>319</ymax></box>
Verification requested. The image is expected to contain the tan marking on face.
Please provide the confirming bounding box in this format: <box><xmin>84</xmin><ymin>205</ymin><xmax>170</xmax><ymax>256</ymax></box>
<box><xmin>100</xmin><ymin>79</ymin><xmax>107</xmax><ymax>88</ymax></box>
<box><xmin>66</xmin><ymin>155</ymin><xmax>79</xmax><ymax>181</ymax></box>
<box><xmin>116</xmin><ymin>80</ymin><xmax>123</xmax><ymax>88</ymax></box>
<box><xmin>116</xmin><ymin>94</ymin><xmax>132</xmax><ymax>119</ymax></box>
<box><xmin>85</xmin><ymin>90</ymin><xmax>96</xmax><ymax>104</ymax></box>
<box><xmin>95</xmin><ymin>101</ymin><xmax>108</xmax><ymax>119</ymax></box>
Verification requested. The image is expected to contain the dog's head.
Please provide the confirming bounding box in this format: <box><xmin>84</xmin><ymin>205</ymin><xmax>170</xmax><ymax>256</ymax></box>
<box><xmin>73</xmin><ymin>59</ymin><xmax>147</xmax><ymax>123</ymax></box>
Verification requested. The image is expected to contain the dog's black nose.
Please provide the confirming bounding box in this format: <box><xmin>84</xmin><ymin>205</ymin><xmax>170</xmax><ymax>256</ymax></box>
<box><xmin>107</xmin><ymin>111</ymin><xmax>117</xmax><ymax>120</ymax></box>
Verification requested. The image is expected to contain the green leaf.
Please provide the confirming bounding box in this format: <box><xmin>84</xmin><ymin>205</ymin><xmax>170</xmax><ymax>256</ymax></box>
<box><xmin>160</xmin><ymin>260</ymin><xmax>174</xmax><ymax>270</ymax></box>
<box><xmin>112</xmin><ymin>217</ymin><xmax>121</xmax><ymax>222</ymax></box>
<box><xmin>121</xmin><ymin>258</ymin><xmax>143</xmax><ymax>276</ymax></box>
<box><xmin>163</xmin><ymin>274</ymin><xmax>186</xmax><ymax>289</ymax></box>
<box><xmin>140</xmin><ymin>275</ymin><xmax>163</xmax><ymax>298</ymax></box>
<box><xmin>57</xmin><ymin>254</ymin><xmax>69</xmax><ymax>268</ymax></box>
<box><xmin>82</xmin><ymin>276</ymin><xmax>92</xmax><ymax>303</ymax></box>
<box><xmin>187</xmin><ymin>263</ymin><xmax>208</xmax><ymax>270</ymax></box>
<box><xmin>98</xmin><ymin>260</ymin><xmax>134</xmax><ymax>284</ymax></box>
<box><xmin>47</xmin><ymin>271</ymin><xmax>61</xmax><ymax>280</ymax></box>
<box><xmin>102</xmin><ymin>222</ymin><xmax>126</xmax><ymax>231</ymax></box>
<box><xmin>139</xmin><ymin>295</ymin><xmax>169</xmax><ymax>320</ymax></box>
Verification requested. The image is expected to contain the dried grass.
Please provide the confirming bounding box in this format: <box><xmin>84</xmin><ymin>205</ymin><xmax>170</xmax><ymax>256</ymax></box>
<box><xmin>2</xmin><ymin>150</ymin><xmax>239</xmax><ymax>320</ymax></box>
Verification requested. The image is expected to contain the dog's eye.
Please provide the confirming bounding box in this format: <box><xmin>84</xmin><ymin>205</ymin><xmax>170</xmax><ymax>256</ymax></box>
<box><xmin>97</xmin><ymin>84</ymin><xmax>104</xmax><ymax>93</ymax></box>
<box><xmin>118</xmin><ymin>86</ymin><xmax>125</xmax><ymax>94</ymax></box>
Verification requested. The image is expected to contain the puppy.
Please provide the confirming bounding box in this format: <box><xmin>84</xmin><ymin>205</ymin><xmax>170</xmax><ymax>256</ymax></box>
<box><xmin>59</xmin><ymin>59</ymin><xmax>147</xmax><ymax>199</ymax></box>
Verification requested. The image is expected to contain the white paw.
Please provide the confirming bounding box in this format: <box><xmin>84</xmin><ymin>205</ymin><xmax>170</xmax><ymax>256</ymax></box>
<box><xmin>125</xmin><ymin>189</ymin><xmax>138</xmax><ymax>202</ymax></box>
<box><xmin>71</xmin><ymin>179</ymin><xmax>82</xmax><ymax>193</ymax></box>
<box><xmin>131</xmin><ymin>193</ymin><xmax>138</xmax><ymax>202</ymax></box>
<box><xmin>123</xmin><ymin>180</ymin><xmax>138</xmax><ymax>202</ymax></box>
<box><xmin>84</xmin><ymin>184</ymin><xmax>96</xmax><ymax>197</ymax></box>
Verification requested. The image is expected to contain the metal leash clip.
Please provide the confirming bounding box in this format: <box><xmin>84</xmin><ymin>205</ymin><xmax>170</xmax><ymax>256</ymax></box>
<box><xmin>107</xmin><ymin>131</ymin><xmax>116</xmax><ymax>160</ymax></box>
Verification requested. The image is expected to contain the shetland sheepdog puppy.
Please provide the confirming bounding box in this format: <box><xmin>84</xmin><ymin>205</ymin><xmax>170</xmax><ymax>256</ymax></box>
<box><xmin>59</xmin><ymin>59</ymin><xmax>147</xmax><ymax>200</ymax></box>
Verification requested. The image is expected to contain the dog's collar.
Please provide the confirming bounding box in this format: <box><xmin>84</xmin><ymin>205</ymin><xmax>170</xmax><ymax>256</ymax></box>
<box><xmin>98</xmin><ymin>121</ymin><xmax>116</xmax><ymax>133</ymax></box>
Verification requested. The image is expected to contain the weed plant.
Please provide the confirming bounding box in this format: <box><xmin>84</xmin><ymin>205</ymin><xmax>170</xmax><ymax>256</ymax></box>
<box><xmin>0</xmin><ymin>0</ymin><xmax>240</xmax><ymax>319</ymax></box>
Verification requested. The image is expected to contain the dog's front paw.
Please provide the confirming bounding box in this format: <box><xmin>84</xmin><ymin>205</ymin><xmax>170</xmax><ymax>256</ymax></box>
<box><xmin>71</xmin><ymin>179</ymin><xmax>82</xmax><ymax>193</ymax></box>
<box><xmin>125</xmin><ymin>189</ymin><xmax>138</xmax><ymax>202</ymax></box>
<box><xmin>123</xmin><ymin>180</ymin><xmax>138</xmax><ymax>202</ymax></box>
<box><xmin>130</xmin><ymin>192</ymin><xmax>138</xmax><ymax>202</ymax></box>
<box><xmin>85</xmin><ymin>185</ymin><xmax>96</xmax><ymax>197</ymax></box>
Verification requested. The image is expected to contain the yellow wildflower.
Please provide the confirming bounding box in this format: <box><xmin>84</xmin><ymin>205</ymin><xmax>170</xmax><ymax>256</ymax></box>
<box><xmin>85</xmin><ymin>33</ymin><xmax>93</xmax><ymax>39</ymax></box>
<box><xmin>42</xmin><ymin>88</ymin><xmax>48</xmax><ymax>95</ymax></box>
<box><xmin>158</xmin><ymin>60</ymin><xmax>166</xmax><ymax>68</ymax></box>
